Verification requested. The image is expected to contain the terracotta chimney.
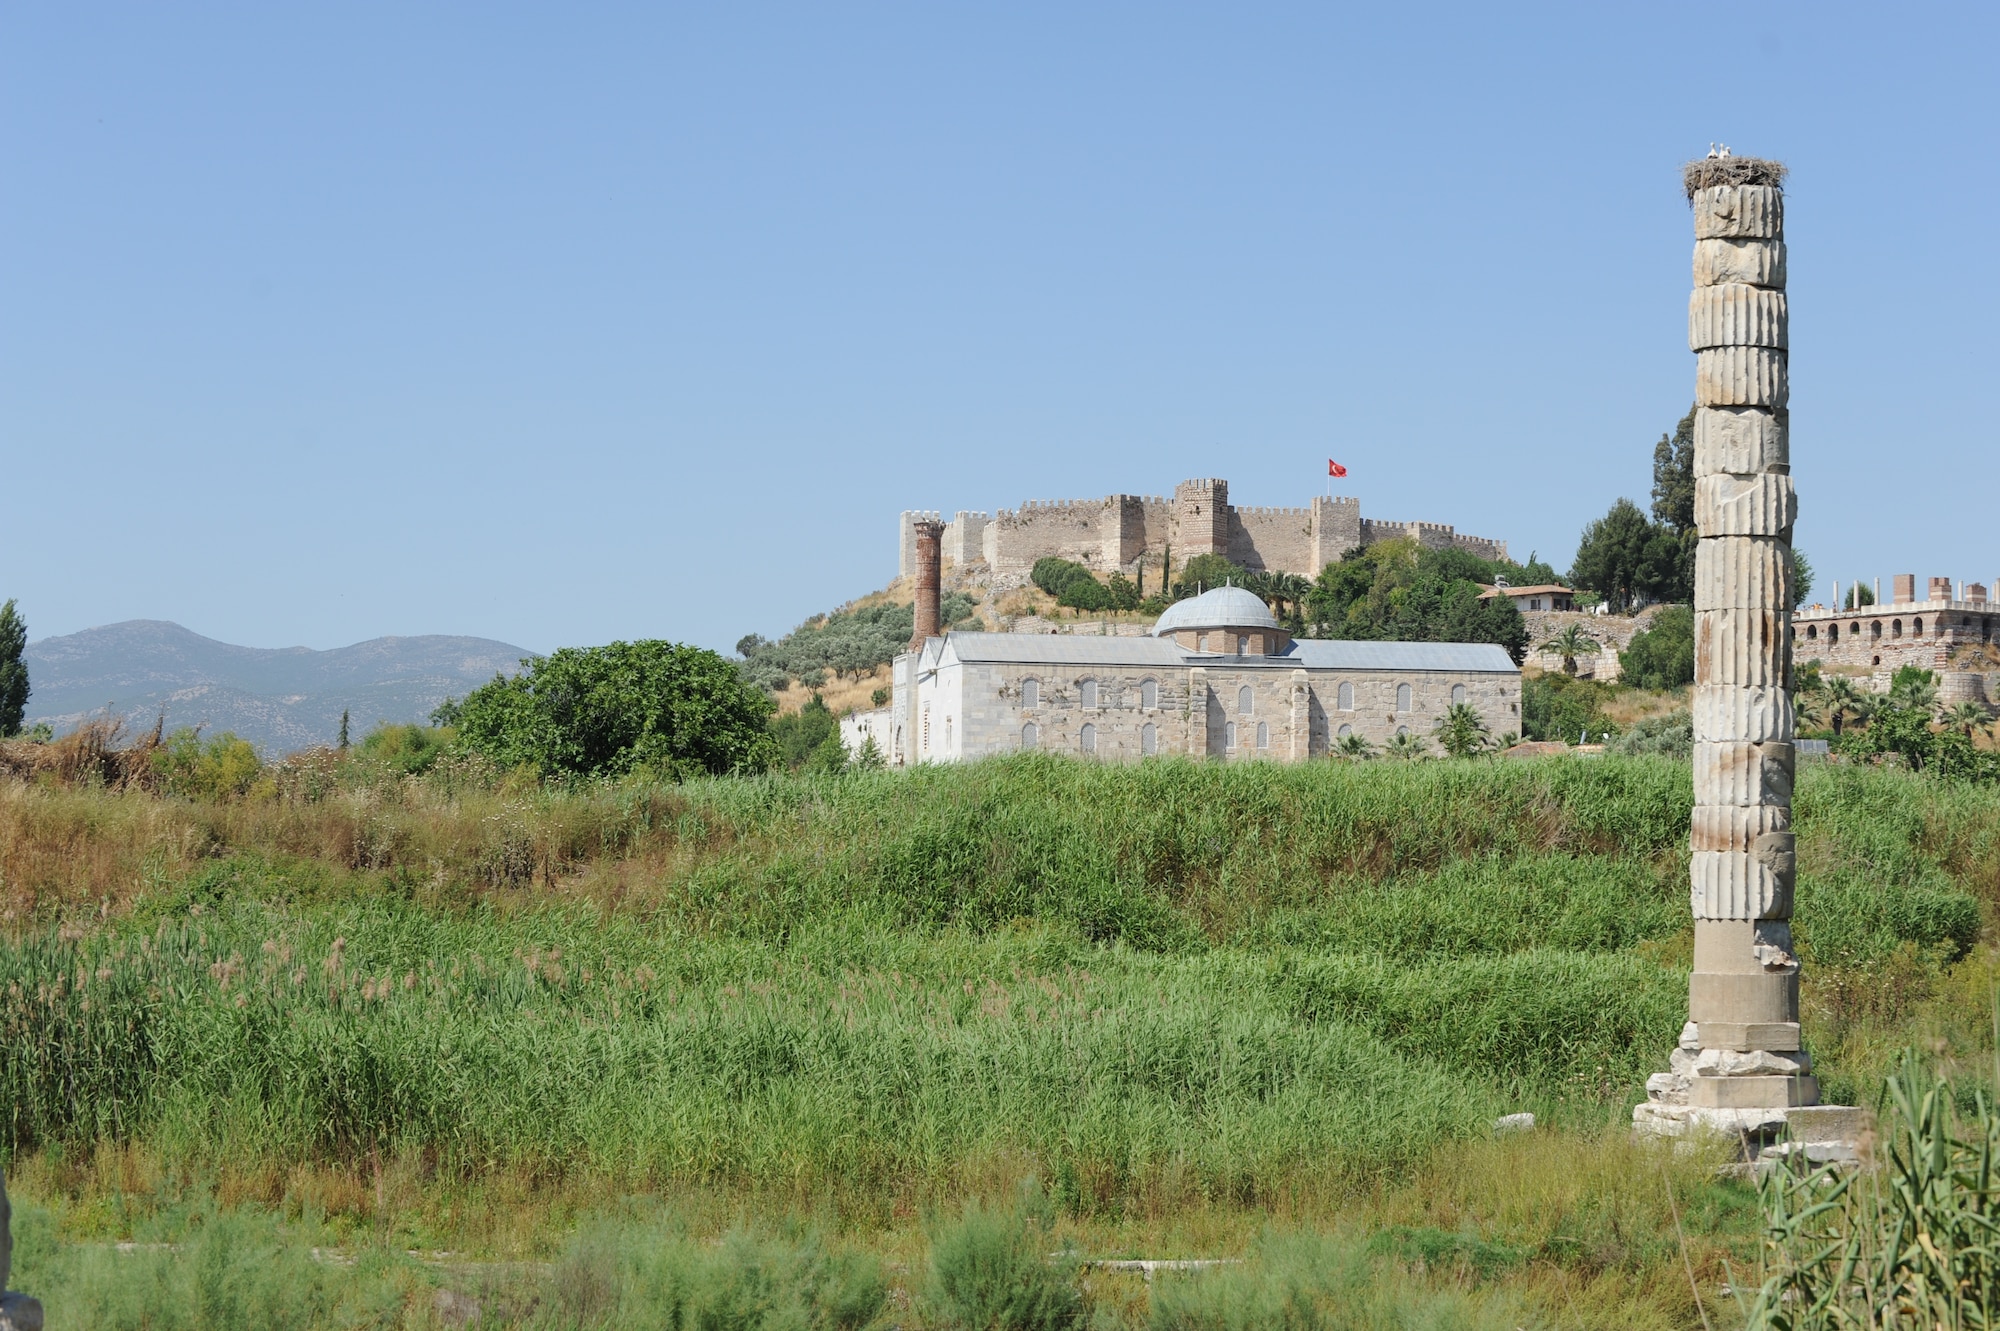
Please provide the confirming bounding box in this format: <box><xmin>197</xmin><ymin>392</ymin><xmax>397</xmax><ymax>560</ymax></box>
<box><xmin>909</xmin><ymin>516</ymin><xmax>945</xmax><ymax>650</ymax></box>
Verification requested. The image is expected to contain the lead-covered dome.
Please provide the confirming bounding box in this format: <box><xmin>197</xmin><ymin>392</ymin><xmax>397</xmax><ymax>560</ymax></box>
<box><xmin>1151</xmin><ymin>584</ymin><xmax>1279</xmax><ymax>636</ymax></box>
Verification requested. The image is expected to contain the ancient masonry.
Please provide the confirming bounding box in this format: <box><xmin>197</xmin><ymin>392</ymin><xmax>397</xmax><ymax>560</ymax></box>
<box><xmin>897</xmin><ymin>479</ymin><xmax>1507</xmax><ymax>585</ymax></box>
<box><xmin>1636</xmin><ymin>157</ymin><xmax>1861</xmax><ymax>1157</ymax></box>
<box><xmin>1796</xmin><ymin>576</ymin><xmax>2000</xmax><ymax>703</ymax></box>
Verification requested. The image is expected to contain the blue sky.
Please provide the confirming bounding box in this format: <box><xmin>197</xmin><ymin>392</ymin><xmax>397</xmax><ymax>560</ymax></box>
<box><xmin>4</xmin><ymin>3</ymin><xmax>1994</xmax><ymax>655</ymax></box>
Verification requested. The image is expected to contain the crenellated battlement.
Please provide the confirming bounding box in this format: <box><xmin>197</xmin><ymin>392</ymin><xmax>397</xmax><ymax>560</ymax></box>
<box><xmin>907</xmin><ymin>476</ymin><xmax>1509</xmax><ymax>581</ymax></box>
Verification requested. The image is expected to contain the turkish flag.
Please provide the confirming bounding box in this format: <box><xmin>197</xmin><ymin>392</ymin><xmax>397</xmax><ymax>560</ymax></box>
<box><xmin>1328</xmin><ymin>460</ymin><xmax>1348</xmax><ymax>477</ymax></box>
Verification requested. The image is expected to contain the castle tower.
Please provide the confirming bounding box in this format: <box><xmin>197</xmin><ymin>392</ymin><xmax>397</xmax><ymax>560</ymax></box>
<box><xmin>1171</xmin><ymin>479</ymin><xmax>1230</xmax><ymax>564</ymax></box>
<box><xmin>908</xmin><ymin>516</ymin><xmax>945</xmax><ymax>651</ymax></box>
<box><xmin>1637</xmin><ymin>155</ymin><xmax>1856</xmax><ymax>1153</ymax></box>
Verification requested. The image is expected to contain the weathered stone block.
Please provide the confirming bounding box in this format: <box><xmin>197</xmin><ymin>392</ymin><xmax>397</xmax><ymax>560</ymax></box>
<box><xmin>1694</xmin><ymin>536</ymin><xmax>1791</xmax><ymax>611</ymax></box>
<box><xmin>1691</xmin><ymin>969</ymin><xmax>1800</xmax><ymax>1025</ymax></box>
<box><xmin>1694</xmin><ymin>185</ymin><xmax>1784</xmax><ymax>240</ymax></box>
<box><xmin>1697</xmin><ymin>1021</ymin><xmax>1803</xmax><ymax>1051</ymax></box>
<box><xmin>1693</xmin><ymin>919</ymin><xmax>1796</xmax><ymax>971</ymax></box>
<box><xmin>1691</xmin><ymin>802</ymin><xmax>1791</xmax><ymax>852</ymax></box>
<box><xmin>1696</xmin><ymin>473</ymin><xmax>1796</xmax><ymax>538</ymax></box>
<box><xmin>0</xmin><ymin>1294</ymin><xmax>40</xmax><ymax>1331</ymax></box>
<box><xmin>1694</xmin><ymin>237</ymin><xmax>1787</xmax><ymax>289</ymax></box>
<box><xmin>1689</xmin><ymin>1073</ymin><xmax>1815</xmax><ymax>1109</ymax></box>
<box><xmin>1692</xmin><ymin>685</ymin><xmax>1793</xmax><ymax>744</ymax></box>
<box><xmin>1695</xmin><ymin>406</ymin><xmax>1788</xmax><ymax>476</ymax></box>
<box><xmin>1784</xmin><ymin>1104</ymin><xmax>1874</xmax><ymax>1144</ymax></box>
<box><xmin>1694</xmin><ymin>609</ymin><xmax>1787</xmax><ymax>687</ymax></box>
<box><xmin>1692</xmin><ymin>848</ymin><xmax>1794</xmax><ymax>919</ymax></box>
<box><xmin>1694</xmin><ymin>741</ymin><xmax>1795</xmax><ymax>806</ymax></box>
<box><xmin>1689</xmin><ymin>284</ymin><xmax>1788</xmax><ymax>350</ymax></box>
<box><xmin>1696</xmin><ymin>345</ymin><xmax>1789</xmax><ymax>408</ymax></box>
<box><xmin>1692</xmin><ymin>1047</ymin><xmax>1808</xmax><ymax>1077</ymax></box>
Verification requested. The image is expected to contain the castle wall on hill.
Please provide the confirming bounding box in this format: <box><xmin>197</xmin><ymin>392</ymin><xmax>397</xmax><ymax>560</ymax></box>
<box><xmin>900</xmin><ymin>479</ymin><xmax>1504</xmax><ymax>582</ymax></box>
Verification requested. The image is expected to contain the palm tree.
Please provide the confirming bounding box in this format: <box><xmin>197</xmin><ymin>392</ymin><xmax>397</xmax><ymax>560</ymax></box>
<box><xmin>1890</xmin><ymin>670</ymin><xmax>1939</xmax><ymax>712</ymax></box>
<box><xmin>1333</xmin><ymin>732</ymin><xmax>1374</xmax><ymax>760</ymax></box>
<box><xmin>1793</xmin><ymin>689</ymin><xmax>1825</xmax><ymax>732</ymax></box>
<box><xmin>1386</xmin><ymin>730</ymin><xmax>1430</xmax><ymax>761</ymax></box>
<box><xmin>1820</xmin><ymin>676</ymin><xmax>1862</xmax><ymax>737</ymax></box>
<box><xmin>1431</xmin><ymin>702</ymin><xmax>1492</xmax><ymax>758</ymax></box>
<box><xmin>1940</xmin><ymin>699</ymin><xmax>1992</xmax><ymax>741</ymax></box>
<box><xmin>1538</xmin><ymin>624</ymin><xmax>1601</xmax><ymax>677</ymax></box>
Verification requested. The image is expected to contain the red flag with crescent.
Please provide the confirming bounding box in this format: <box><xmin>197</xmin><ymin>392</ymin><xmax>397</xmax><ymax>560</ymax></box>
<box><xmin>1328</xmin><ymin>460</ymin><xmax>1348</xmax><ymax>478</ymax></box>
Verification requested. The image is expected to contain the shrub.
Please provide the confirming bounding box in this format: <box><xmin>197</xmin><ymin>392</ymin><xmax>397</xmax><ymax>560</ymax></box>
<box><xmin>1031</xmin><ymin>558</ymin><xmax>1095</xmax><ymax>600</ymax></box>
<box><xmin>1611</xmin><ymin>709</ymin><xmax>1691</xmax><ymax>758</ymax></box>
<box><xmin>151</xmin><ymin>728</ymin><xmax>264</xmax><ymax>800</ymax></box>
<box><xmin>354</xmin><ymin>722</ymin><xmax>452</xmax><ymax>776</ymax></box>
<box><xmin>1619</xmin><ymin>605</ymin><xmax>1694</xmax><ymax>690</ymax></box>
<box><xmin>453</xmin><ymin>640</ymin><xmax>777</xmax><ymax>780</ymax></box>
<box><xmin>925</xmin><ymin>1190</ymin><xmax>1081</xmax><ymax>1331</ymax></box>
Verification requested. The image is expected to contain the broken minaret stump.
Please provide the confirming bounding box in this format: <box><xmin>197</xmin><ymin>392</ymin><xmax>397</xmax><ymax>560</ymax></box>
<box><xmin>1633</xmin><ymin>156</ymin><xmax>1860</xmax><ymax>1158</ymax></box>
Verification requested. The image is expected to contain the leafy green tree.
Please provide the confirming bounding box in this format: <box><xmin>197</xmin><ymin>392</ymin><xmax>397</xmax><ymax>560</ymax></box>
<box><xmin>1304</xmin><ymin>540</ymin><xmax>1527</xmax><ymax>662</ymax></box>
<box><xmin>1431</xmin><ymin>702</ymin><xmax>1492</xmax><ymax>758</ymax></box>
<box><xmin>337</xmin><ymin>708</ymin><xmax>351</xmax><ymax>751</ymax></box>
<box><xmin>152</xmin><ymin>728</ymin><xmax>264</xmax><ymax>800</ymax></box>
<box><xmin>1790</xmin><ymin>548</ymin><xmax>1815</xmax><ymax>610</ymax></box>
<box><xmin>853</xmin><ymin>734</ymin><xmax>886</xmax><ymax>771</ymax></box>
<box><xmin>1940</xmin><ymin>700</ymin><xmax>1992</xmax><ymax>742</ymax></box>
<box><xmin>1844</xmin><ymin>583</ymin><xmax>1877</xmax><ymax>609</ymax></box>
<box><xmin>771</xmin><ymin>694</ymin><xmax>847</xmax><ymax>772</ymax></box>
<box><xmin>453</xmin><ymin>640</ymin><xmax>776</xmax><ymax>780</ymax></box>
<box><xmin>1521</xmin><ymin>674</ymin><xmax>1617</xmax><ymax>744</ymax></box>
<box><xmin>1538</xmin><ymin>624</ymin><xmax>1601</xmax><ymax>677</ymax></box>
<box><xmin>1619</xmin><ymin>606</ymin><xmax>1695</xmax><ymax>690</ymax></box>
<box><xmin>1650</xmin><ymin>406</ymin><xmax>1697</xmax><ymax>536</ymax></box>
<box><xmin>0</xmin><ymin>599</ymin><xmax>28</xmax><ymax>737</ymax></box>
<box><xmin>1568</xmin><ymin>499</ymin><xmax>1682</xmax><ymax>612</ymax></box>
<box><xmin>356</xmin><ymin>722</ymin><xmax>452</xmax><ymax>775</ymax></box>
<box><xmin>1173</xmin><ymin>553</ymin><xmax>1247</xmax><ymax>599</ymax></box>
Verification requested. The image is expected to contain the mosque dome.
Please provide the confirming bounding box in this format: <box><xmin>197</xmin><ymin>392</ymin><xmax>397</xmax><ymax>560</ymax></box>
<box><xmin>1151</xmin><ymin>584</ymin><xmax>1279</xmax><ymax>636</ymax></box>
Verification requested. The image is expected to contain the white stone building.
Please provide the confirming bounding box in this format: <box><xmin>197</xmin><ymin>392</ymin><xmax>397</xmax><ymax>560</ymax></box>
<box><xmin>843</xmin><ymin>586</ymin><xmax>1521</xmax><ymax>764</ymax></box>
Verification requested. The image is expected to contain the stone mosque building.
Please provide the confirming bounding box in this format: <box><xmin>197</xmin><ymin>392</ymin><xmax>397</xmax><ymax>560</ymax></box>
<box><xmin>844</xmin><ymin>523</ymin><xmax>1521</xmax><ymax>766</ymax></box>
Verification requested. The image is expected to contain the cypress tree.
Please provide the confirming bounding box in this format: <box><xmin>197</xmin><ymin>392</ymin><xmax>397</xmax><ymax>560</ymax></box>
<box><xmin>0</xmin><ymin>599</ymin><xmax>28</xmax><ymax>738</ymax></box>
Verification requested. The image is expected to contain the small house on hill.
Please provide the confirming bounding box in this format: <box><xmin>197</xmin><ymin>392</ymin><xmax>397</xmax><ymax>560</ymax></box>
<box><xmin>1479</xmin><ymin>581</ymin><xmax>1577</xmax><ymax>613</ymax></box>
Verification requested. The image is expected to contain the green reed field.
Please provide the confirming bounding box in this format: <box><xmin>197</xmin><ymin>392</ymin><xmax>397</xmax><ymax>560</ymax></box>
<box><xmin>3</xmin><ymin>753</ymin><xmax>1998</xmax><ymax>1327</ymax></box>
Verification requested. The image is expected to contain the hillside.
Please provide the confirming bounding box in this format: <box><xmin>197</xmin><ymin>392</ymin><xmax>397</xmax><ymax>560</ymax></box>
<box><xmin>23</xmin><ymin>620</ymin><xmax>530</xmax><ymax>753</ymax></box>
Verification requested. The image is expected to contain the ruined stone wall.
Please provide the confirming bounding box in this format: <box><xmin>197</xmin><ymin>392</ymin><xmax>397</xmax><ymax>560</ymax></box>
<box><xmin>1359</xmin><ymin>519</ymin><xmax>1509</xmax><ymax>563</ymax></box>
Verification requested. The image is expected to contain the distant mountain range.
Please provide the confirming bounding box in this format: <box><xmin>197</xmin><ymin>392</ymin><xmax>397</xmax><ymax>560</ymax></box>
<box><xmin>23</xmin><ymin>621</ymin><xmax>532</xmax><ymax>755</ymax></box>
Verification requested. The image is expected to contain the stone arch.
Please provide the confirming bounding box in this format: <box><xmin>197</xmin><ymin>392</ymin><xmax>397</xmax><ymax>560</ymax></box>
<box><xmin>1828</xmin><ymin>623</ymin><xmax>1839</xmax><ymax>643</ymax></box>
<box><xmin>1912</xmin><ymin>619</ymin><xmax>1922</xmax><ymax>637</ymax></box>
<box><xmin>1238</xmin><ymin>685</ymin><xmax>1254</xmax><ymax>715</ymax></box>
<box><xmin>1871</xmin><ymin>621</ymin><xmax>1883</xmax><ymax>640</ymax></box>
<box><xmin>1224</xmin><ymin>721</ymin><xmax>1237</xmax><ymax>749</ymax></box>
<box><xmin>1080</xmin><ymin>722</ymin><xmax>1096</xmax><ymax>754</ymax></box>
<box><xmin>1396</xmin><ymin>682</ymin><xmax>1412</xmax><ymax>712</ymax></box>
<box><xmin>1336</xmin><ymin>723</ymin><xmax>1353</xmax><ymax>738</ymax></box>
<box><xmin>1256</xmin><ymin>721</ymin><xmax>1270</xmax><ymax>749</ymax></box>
<box><xmin>1892</xmin><ymin>619</ymin><xmax>1903</xmax><ymax>638</ymax></box>
<box><xmin>1141</xmin><ymin>722</ymin><xmax>1157</xmax><ymax>755</ymax></box>
<box><xmin>1805</xmin><ymin>624</ymin><xmax>1818</xmax><ymax>641</ymax></box>
<box><xmin>1021</xmin><ymin>721</ymin><xmax>1038</xmax><ymax>750</ymax></box>
<box><xmin>1451</xmin><ymin>683</ymin><xmax>1468</xmax><ymax>705</ymax></box>
<box><xmin>1337</xmin><ymin>681</ymin><xmax>1354</xmax><ymax>711</ymax></box>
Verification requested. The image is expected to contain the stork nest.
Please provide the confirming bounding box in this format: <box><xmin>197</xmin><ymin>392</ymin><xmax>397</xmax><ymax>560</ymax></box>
<box><xmin>1683</xmin><ymin>156</ymin><xmax>1788</xmax><ymax>200</ymax></box>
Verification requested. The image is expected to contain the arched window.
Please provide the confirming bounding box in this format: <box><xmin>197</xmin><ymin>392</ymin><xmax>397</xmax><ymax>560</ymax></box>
<box><xmin>1256</xmin><ymin>721</ymin><xmax>1270</xmax><ymax>749</ymax></box>
<box><xmin>1871</xmin><ymin>621</ymin><xmax>1883</xmax><ymax>640</ymax></box>
<box><xmin>1912</xmin><ymin>619</ymin><xmax>1922</xmax><ymax>636</ymax></box>
<box><xmin>1850</xmin><ymin>621</ymin><xmax>1860</xmax><ymax>636</ymax></box>
<box><xmin>1238</xmin><ymin>685</ymin><xmax>1254</xmax><ymax>714</ymax></box>
<box><xmin>1021</xmin><ymin>722</ymin><xmax>1038</xmax><ymax>750</ymax></box>
<box><xmin>1451</xmin><ymin>683</ymin><xmax>1467</xmax><ymax>705</ymax></box>
<box><xmin>1079</xmin><ymin>679</ymin><xmax>1097</xmax><ymax>709</ymax></box>
<box><xmin>1829</xmin><ymin>624</ymin><xmax>1839</xmax><ymax>643</ymax></box>
<box><xmin>1080</xmin><ymin>723</ymin><xmax>1096</xmax><ymax>753</ymax></box>
<box><xmin>1140</xmin><ymin>678</ymin><xmax>1158</xmax><ymax>710</ymax></box>
<box><xmin>1396</xmin><ymin>725</ymin><xmax>1410</xmax><ymax>737</ymax></box>
<box><xmin>945</xmin><ymin>717</ymin><xmax>953</xmax><ymax>750</ymax></box>
<box><xmin>1336</xmin><ymin>723</ymin><xmax>1353</xmax><ymax>738</ymax></box>
<box><xmin>1806</xmin><ymin>625</ymin><xmax>1817</xmax><ymax>640</ymax></box>
<box><xmin>1141</xmin><ymin>722</ymin><xmax>1157</xmax><ymax>755</ymax></box>
<box><xmin>1337</xmin><ymin>681</ymin><xmax>1354</xmax><ymax>711</ymax></box>
<box><xmin>1396</xmin><ymin>683</ymin><xmax>1413</xmax><ymax>712</ymax></box>
<box><xmin>1892</xmin><ymin>619</ymin><xmax>1903</xmax><ymax>639</ymax></box>
<box><xmin>1022</xmin><ymin>678</ymin><xmax>1039</xmax><ymax>708</ymax></box>
<box><xmin>1237</xmin><ymin>635</ymin><xmax>1249</xmax><ymax>655</ymax></box>
<box><xmin>1225</xmin><ymin>721</ymin><xmax>1236</xmax><ymax>749</ymax></box>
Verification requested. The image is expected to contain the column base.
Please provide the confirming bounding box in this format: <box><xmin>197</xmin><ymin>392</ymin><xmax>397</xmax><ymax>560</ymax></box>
<box><xmin>1632</xmin><ymin>1101</ymin><xmax>1869</xmax><ymax>1166</ymax></box>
